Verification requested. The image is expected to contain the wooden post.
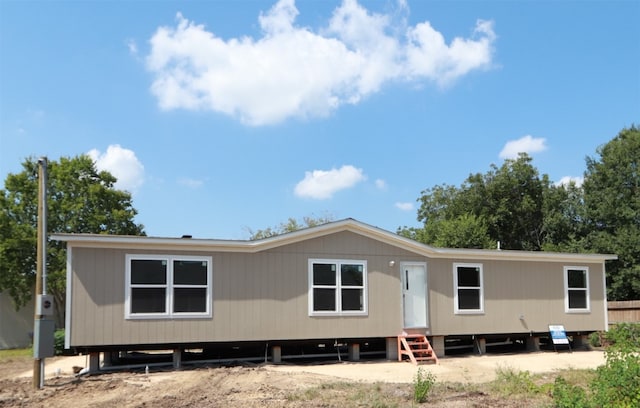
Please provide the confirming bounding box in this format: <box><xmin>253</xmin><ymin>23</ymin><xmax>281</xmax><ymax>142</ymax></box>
<box><xmin>33</xmin><ymin>157</ymin><xmax>47</xmax><ymax>390</ymax></box>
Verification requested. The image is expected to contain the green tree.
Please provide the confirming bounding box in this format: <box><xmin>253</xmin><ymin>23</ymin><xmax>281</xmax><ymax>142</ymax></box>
<box><xmin>398</xmin><ymin>184</ymin><xmax>464</xmax><ymax>245</ymax></box>
<box><xmin>247</xmin><ymin>213</ymin><xmax>335</xmax><ymax>240</ymax></box>
<box><xmin>428</xmin><ymin>214</ymin><xmax>493</xmax><ymax>249</ymax></box>
<box><xmin>582</xmin><ymin>126</ymin><xmax>640</xmax><ymax>300</ymax></box>
<box><xmin>470</xmin><ymin>154</ymin><xmax>547</xmax><ymax>250</ymax></box>
<box><xmin>409</xmin><ymin>153</ymin><xmax>551</xmax><ymax>250</ymax></box>
<box><xmin>540</xmin><ymin>180</ymin><xmax>585</xmax><ymax>252</ymax></box>
<box><xmin>0</xmin><ymin>155</ymin><xmax>145</xmax><ymax>326</ymax></box>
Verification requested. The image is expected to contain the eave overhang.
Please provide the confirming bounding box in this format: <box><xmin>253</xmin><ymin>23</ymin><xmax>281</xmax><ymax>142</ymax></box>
<box><xmin>50</xmin><ymin>218</ymin><xmax>618</xmax><ymax>264</ymax></box>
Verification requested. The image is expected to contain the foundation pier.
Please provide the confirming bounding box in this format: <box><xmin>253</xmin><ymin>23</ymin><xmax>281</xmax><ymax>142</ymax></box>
<box><xmin>173</xmin><ymin>349</ymin><xmax>182</xmax><ymax>369</ymax></box>
<box><xmin>89</xmin><ymin>352</ymin><xmax>100</xmax><ymax>374</ymax></box>
<box><xmin>526</xmin><ymin>336</ymin><xmax>541</xmax><ymax>351</ymax></box>
<box><xmin>271</xmin><ymin>345</ymin><xmax>282</xmax><ymax>363</ymax></box>
<box><xmin>348</xmin><ymin>343</ymin><xmax>360</xmax><ymax>361</ymax></box>
<box><xmin>476</xmin><ymin>337</ymin><xmax>486</xmax><ymax>354</ymax></box>
<box><xmin>386</xmin><ymin>337</ymin><xmax>398</xmax><ymax>361</ymax></box>
<box><xmin>430</xmin><ymin>336</ymin><xmax>445</xmax><ymax>358</ymax></box>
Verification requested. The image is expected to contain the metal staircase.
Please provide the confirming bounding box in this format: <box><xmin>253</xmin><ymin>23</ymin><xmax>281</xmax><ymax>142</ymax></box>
<box><xmin>397</xmin><ymin>334</ymin><xmax>438</xmax><ymax>365</ymax></box>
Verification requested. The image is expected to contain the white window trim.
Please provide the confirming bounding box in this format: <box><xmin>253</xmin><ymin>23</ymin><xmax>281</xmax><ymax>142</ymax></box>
<box><xmin>308</xmin><ymin>258</ymin><xmax>368</xmax><ymax>317</ymax></box>
<box><xmin>125</xmin><ymin>254</ymin><xmax>212</xmax><ymax>319</ymax></box>
<box><xmin>453</xmin><ymin>262</ymin><xmax>484</xmax><ymax>314</ymax></box>
<box><xmin>564</xmin><ymin>266</ymin><xmax>590</xmax><ymax>313</ymax></box>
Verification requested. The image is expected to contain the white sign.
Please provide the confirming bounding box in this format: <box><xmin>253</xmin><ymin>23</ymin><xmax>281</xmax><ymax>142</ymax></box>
<box><xmin>549</xmin><ymin>325</ymin><xmax>569</xmax><ymax>345</ymax></box>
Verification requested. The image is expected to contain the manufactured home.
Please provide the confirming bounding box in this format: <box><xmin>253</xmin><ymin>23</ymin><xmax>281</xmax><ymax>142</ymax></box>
<box><xmin>52</xmin><ymin>219</ymin><xmax>615</xmax><ymax>367</ymax></box>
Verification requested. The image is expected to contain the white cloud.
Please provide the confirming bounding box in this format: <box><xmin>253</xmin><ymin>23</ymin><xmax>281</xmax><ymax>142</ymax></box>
<box><xmin>146</xmin><ymin>0</ymin><xmax>496</xmax><ymax>125</ymax></box>
<box><xmin>126</xmin><ymin>39</ymin><xmax>138</xmax><ymax>56</ymax></box>
<box><xmin>375</xmin><ymin>179</ymin><xmax>387</xmax><ymax>190</ymax></box>
<box><xmin>499</xmin><ymin>135</ymin><xmax>547</xmax><ymax>159</ymax></box>
<box><xmin>294</xmin><ymin>165</ymin><xmax>366</xmax><ymax>199</ymax></box>
<box><xmin>406</xmin><ymin>19</ymin><xmax>495</xmax><ymax>86</ymax></box>
<box><xmin>395</xmin><ymin>201</ymin><xmax>414</xmax><ymax>211</ymax></box>
<box><xmin>178</xmin><ymin>177</ymin><xmax>205</xmax><ymax>188</ymax></box>
<box><xmin>88</xmin><ymin>145</ymin><xmax>145</xmax><ymax>193</ymax></box>
<box><xmin>556</xmin><ymin>176</ymin><xmax>584</xmax><ymax>188</ymax></box>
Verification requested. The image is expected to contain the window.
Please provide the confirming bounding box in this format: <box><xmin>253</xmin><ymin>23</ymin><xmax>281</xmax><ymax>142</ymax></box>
<box><xmin>564</xmin><ymin>266</ymin><xmax>589</xmax><ymax>312</ymax></box>
<box><xmin>308</xmin><ymin>259</ymin><xmax>367</xmax><ymax>316</ymax></box>
<box><xmin>125</xmin><ymin>254</ymin><xmax>212</xmax><ymax>319</ymax></box>
<box><xmin>453</xmin><ymin>263</ymin><xmax>484</xmax><ymax>314</ymax></box>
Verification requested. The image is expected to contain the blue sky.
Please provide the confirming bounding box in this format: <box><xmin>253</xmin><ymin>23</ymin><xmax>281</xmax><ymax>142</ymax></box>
<box><xmin>1</xmin><ymin>0</ymin><xmax>638</xmax><ymax>239</ymax></box>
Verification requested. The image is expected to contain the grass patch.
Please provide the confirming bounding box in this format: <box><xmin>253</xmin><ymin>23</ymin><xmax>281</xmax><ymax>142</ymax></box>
<box><xmin>554</xmin><ymin>367</ymin><xmax>596</xmax><ymax>387</ymax></box>
<box><xmin>286</xmin><ymin>381</ymin><xmax>407</xmax><ymax>407</ymax></box>
<box><xmin>285</xmin><ymin>367</ymin><xmax>600</xmax><ymax>407</ymax></box>
<box><xmin>491</xmin><ymin>364</ymin><xmax>541</xmax><ymax>397</ymax></box>
<box><xmin>0</xmin><ymin>348</ymin><xmax>32</xmax><ymax>361</ymax></box>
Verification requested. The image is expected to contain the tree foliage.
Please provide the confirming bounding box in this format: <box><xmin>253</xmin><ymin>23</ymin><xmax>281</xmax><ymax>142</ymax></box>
<box><xmin>582</xmin><ymin>126</ymin><xmax>640</xmax><ymax>300</ymax></box>
<box><xmin>402</xmin><ymin>153</ymin><xmax>554</xmax><ymax>250</ymax></box>
<box><xmin>540</xmin><ymin>180</ymin><xmax>585</xmax><ymax>252</ymax></box>
<box><xmin>401</xmin><ymin>126</ymin><xmax>639</xmax><ymax>300</ymax></box>
<box><xmin>0</xmin><ymin>155</ymin><xmax>145</xmax><ymax>325</ymax></box>
<box><xmin>247</xmin><ymin>214</ymin><xmax>335</xmax><ymax>240</ymax></box>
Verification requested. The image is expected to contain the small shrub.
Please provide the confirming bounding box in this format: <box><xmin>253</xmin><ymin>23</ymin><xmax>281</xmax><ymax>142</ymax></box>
<box><xmin>552</xmin><ymin>376</ymin><xmax>589</xmax><ymax>408</ymax></box>
<box><xmin>552</xmin><ymin>323</ymin><xmax>640</xmax><ymax>408</ymax></box>
<box><xmin>603</xmin><ymin>323</ymin><xmax>640</xmax><ymax>351</ymax></box>
<box><xmin>413</xmin><ymin>367</ymin><xmax>436</xmax><ymax>403</ymax></box>
<box><xmin>588</xmin><ymin>331</ymin><xmax>601</xmax><ymax>348</ymax></box>
<box><xmin>54</xmin><ymin>329</ymin><xmax>65</xmax><ymax>356</ymax></box>
<box><xmin>589</xmin><ymin>323</ymin><xmax>640</xmax><ymax>407</ymax></box>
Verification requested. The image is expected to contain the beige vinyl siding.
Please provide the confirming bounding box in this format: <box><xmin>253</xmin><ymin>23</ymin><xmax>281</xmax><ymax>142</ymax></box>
<box><xmin>428</xmin><ymin>259</ymin><xmax>606</xmax><ymax>336</ymax></box>
<box><xmin>69</xmin><ymin>232</ymin><xmax>422</xmax><ymax>347</ymax></box>
<box><xmin>0</xmin><ymin>290</ymin><xmax>34</xmax><ymax>349</ymax></box>
<box><xmin>67</xmin><ymin>228</ymin><xmax>609</xmax><ymax>348</ymax></box>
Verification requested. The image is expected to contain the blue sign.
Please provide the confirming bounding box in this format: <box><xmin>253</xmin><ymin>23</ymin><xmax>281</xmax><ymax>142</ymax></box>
<box><xmin>549</xmin><ymin>325</ymin><xmax>569</xmax><ymax>345</ymax></box>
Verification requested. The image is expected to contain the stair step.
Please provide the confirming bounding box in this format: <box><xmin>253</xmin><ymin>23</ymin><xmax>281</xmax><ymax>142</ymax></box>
<box><xmin>415</xmin><ymin>358</ymin><xmax>438</xmax><ymax>364</ymax></box>
<box><xmin>397</xmin><ymin>334</ymin><xmax>439</xmax><ymax>365</ymax></box>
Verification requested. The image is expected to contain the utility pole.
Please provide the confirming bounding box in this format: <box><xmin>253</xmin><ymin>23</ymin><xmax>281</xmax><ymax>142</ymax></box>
<box><xmin>33</xmin><ymin>157</ymin><xmax>52</xmax><ymax>389</ymax></box>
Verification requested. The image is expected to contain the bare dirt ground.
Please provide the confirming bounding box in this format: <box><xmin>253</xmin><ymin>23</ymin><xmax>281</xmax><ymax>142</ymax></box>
<box><xmin>0</xmin><ymin>350</ymin><xmax>605</xmax><ymax>407</ymax></box>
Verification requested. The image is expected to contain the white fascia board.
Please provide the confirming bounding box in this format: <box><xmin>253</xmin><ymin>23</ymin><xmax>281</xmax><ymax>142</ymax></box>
<box><xmin>50</xmin><ymin>233</ymin><xmax>254</xmax><ymax>252</ymax></box>
<box><xmin>429</xmin><ymin>248</ymin><xmax>617</xmax><ymax>263</ymax></box>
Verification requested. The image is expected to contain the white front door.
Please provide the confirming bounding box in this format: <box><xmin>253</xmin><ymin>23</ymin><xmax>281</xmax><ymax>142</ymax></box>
<box><xmin>402</xmin><ymin>262</ymin><xmax>428</xmax><ymax>328</ymax></box>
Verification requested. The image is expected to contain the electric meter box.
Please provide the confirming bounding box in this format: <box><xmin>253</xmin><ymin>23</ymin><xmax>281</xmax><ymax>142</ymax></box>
<box><xmin>36</xmin><ymin>294</ymin><xmax>54</xmax><ymax>316</ymax></box>
<box><xmin>34</xmin><ymin>319</ymin><xmax>55</xmax><ymax>358</ymax></box>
